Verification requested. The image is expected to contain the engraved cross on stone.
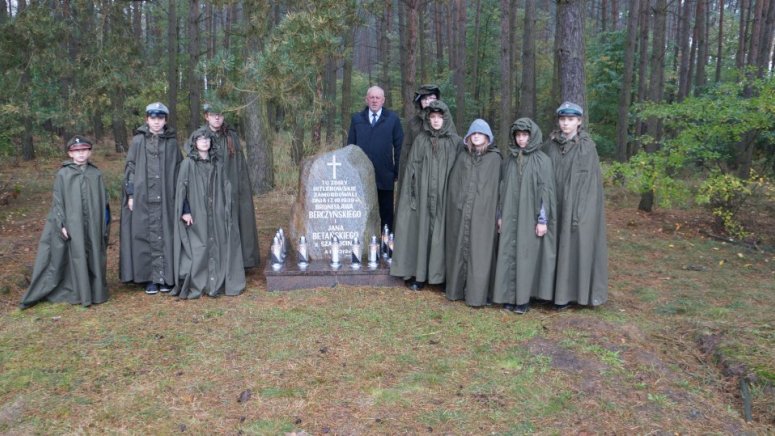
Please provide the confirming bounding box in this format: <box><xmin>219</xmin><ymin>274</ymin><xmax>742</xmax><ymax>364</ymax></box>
<box><xmin>327</xmin><ymin>155</ymin><xmax>342</xmax><ymax>179</ymax></box>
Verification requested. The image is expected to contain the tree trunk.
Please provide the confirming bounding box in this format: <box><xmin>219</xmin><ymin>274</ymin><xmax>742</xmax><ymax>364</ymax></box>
<box><xmin>639</xmin><ymin>0</ymin><xmax>667</xmax><ymax>213</ymax></box>
<box><xmin>402</xmin><ymin>0</ymin><xmax>419</xmax><ymax>122</ymax></box>
<box><xmin>110</xmin><ymin>87</ymin><xmax>128</xmax><ymax>153</ymax></box>
<box><xmin>58</xmin><ymin>0</ymin><xmax>75</xmax><ymax>141</ymax></box>
<box><xmin>380</xmin><ymin>0</ymin><xmax>392</xmax><ymax>108</ymax></box>
<box><xmin>419</xmin><ymin>2</ymin><xmax>427</xmax><ymax>83</ymax></box>
<box><xmin>520</xmin><ymin>0</ymin><xmax>537</xmax><ymax>120</ymax></box>
<box><xmin>21</xmin><ymin>66</ymin><xmax>35</xmax><ymax>159</ymax></box>
<box><xmin>243</xmin><ymin>95</ymin><xmax>274</xmax><ymax>194</ymax></box>
<box><xmin>206</xmin><ymin>2</ymin><xmax>215</xmax><ymax>61</ymax></box>
<box><xmin>498</xmin><ymin>0</ymin><xmax>512</xmax><ymax>151</ymax></box>
<box><xmin>341</xmin><ymin>27</ymin><xmax>354</xmax><ymax>142</ymax></box>
<box><xmin>611</xmin><ymin>0</ymin><xmax>619</xmax><ymax>29</ymax></box>
<box><xmin>93</xmin><ymin>108</ymin><xmax>104</xmax><ymax>141</ymax></box>
<box><xmin>736</xmin><ymin>0</ymin><xmax>748</xmax><ymax>69</ymax></box>
<box><xmin>733</xmin><ymin>0</ymin><xmax>772</xmax><ymax>179</ymax></box>
<box><xmin>602</xmin><ymin>0</ymin><xmax>608</xmax><ymax>31</ymax></box>
<box><xmin>242</xmin><ymin>3</ymin><xmax>273</xmax><ymax>194</ymax></box>
<box><xmin>167</xmin><ymin>0</ymin><xmax>178</xmax><ymax>131</ymax></box>
<box><xmin>0</xmin><ymin>0</ymin><xmax>7</xmax><ymax>23</ymax></box>
<box><xmin>447</xmin><ymin>3</ymin><xmax>456</xmax><ymax>72</ymax></box>
<box><xmin>434</xmin><ymin>1</ymin><xmax>444</xmax><ymax>72</ymax></box>
<box><xmin>633</xmin><ymin>0</ymin><xmax>650</xmax><ymax>156</ymax></box>
<box><xmin>616</xmin><ymin>0</ymin><xmax>639</xmax><ymax>162</ymax></box>
<box><xmin>224</xmin><ymin>4</ymin><xmax>235</xmax><ymax>51</ymax></box>
<box><xmin>693</xmin><ymin>0</ymin><xmax>708</xmax><ymax>94</ymax></box>
<box><xmin>677</xmin><ymin>0</ymin><xmax>693</xmax><ymax>101</ymax></box>
<box><xmin>747</xmin><ymin>0</ymin><xmax>765</xmax><ymax>68</ymax></box>
<box><xmin>472</xmin><ymin>0</ymin><xmax>482</xmax><ymax>104</ymax></box>
<box><xmin>312</xmin><ymin>73</ymin><xmax>323</xmax><ymax>152</ymax></box>
<box><xmin>556</xmin><ymin>0</ymin><xmax>587</xmax><ymax>111</ymax></box>
<box><xmin>187</xmin><ymin>0</ymin><xmax>201</xmax><ymax>133</ymax></box>
<box><xmin>453</xmin><ymin>0</ymin><xmax>466</xmax><ymax>129</ymax></box>
<box><xmin>132</xmin><ymin>1</ymin><xmax>142</xmax><ymax>50</ymax></box>
<box><xmin>323</xmin><ymin>57</ymin><xmax>337</xmax><ymax>145</ymax></box>
<box><xmin>510</xmin><ymin>0</ymin><xmax>519</xmax><ymax>115</ymax></box>
<box><xmin>291</xmin><ymin>118</ymin><xmax>304</xmax><ymax>166</ymax></box>
<box><xmin>22</xmin><ymin>115</ymin><xmax>34</xmax><ymax>161</ymax></box>
<box><xmin>764</xmin><ymin>0</ymin><xmax>775</xmax><ymax>73</ymax></box>
<box><xmin>715</xmin><ymin>0</ymin><xmax>724</xmax><ymax>82</ymax></box>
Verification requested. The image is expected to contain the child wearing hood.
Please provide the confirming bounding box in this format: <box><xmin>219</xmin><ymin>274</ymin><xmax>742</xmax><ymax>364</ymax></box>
<box><xmin>445</xmin><ymin>119</ymin><xmax>502</xmax><ymax>307</ymax></box>
<box><xmin>492</xmin><ymin>118</ymin><xmax>557</xmax><ymax>314</ymax></box>
<box><xmin>391</xmin><ymin>100</ymin><xmax>461</xmax><ymax>291</ymax></box>
<box><xmin>172</xmin><ymin>129</ymin><xmax>245</xmax><ymax>299</ymax></box>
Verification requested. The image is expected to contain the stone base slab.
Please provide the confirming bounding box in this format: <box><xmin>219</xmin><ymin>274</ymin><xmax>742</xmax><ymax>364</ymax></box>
<box><xmin>264</xmin><ymin>256</ymin><xmax>402</xmax><ymax>291</ymax></box>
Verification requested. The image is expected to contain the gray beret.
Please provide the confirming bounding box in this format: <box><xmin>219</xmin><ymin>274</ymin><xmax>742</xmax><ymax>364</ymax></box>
<box><xmin>556</xmin><ymin>101</ymin><xmax>583</xmax><ymax>117</ymax></box>
<box><xmin>145</xmin><ymin>102</ymin><xmax>169</xmax><ymax>116</ymax></box>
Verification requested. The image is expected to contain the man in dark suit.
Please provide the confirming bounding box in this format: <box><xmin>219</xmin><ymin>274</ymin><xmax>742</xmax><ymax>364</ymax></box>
<box><xmin>347</xmin><ymin>86</ymin><xmax>404</xmax><ymax>232</ymax></box>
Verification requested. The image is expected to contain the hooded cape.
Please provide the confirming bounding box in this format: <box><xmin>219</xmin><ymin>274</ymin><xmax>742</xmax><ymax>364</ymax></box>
<box><xmin>492</xmin><ymin>118</ymin><xmax>557</xmax><ymax>306</ymax></box>
<box><xmin>397</xmin><ymin>88</ymin><xmax>455</xmax><ymax>211</ymax></box>
<box><xmin>390</xmin><ymin>100</ymin><xmax>461</xmax><ymax>283</ymax></box>
<box><xmin>185</xmin><ymin>125</ymin><xmax>260</xmax><ymax>268</ymax></box>
<box><xmin>21</xmin><ymin>161</ymin><xmax>110</xmax><ymax>308</ymax></box>
<box><xmin>543</xmin><ymin>128</ymin><xmax>608</xmax><ymax>306</ymax></box>
<box><xmin>119</xmin><ymin>124</ymin><xmax>181</xmax><ymax>286</ymax></box>
<box><xmin>445</xmin><ymin>119</ymin><xmax>502</xmax><ymax>306</ymax></box>
<box><xmin>173</xmin><ymin>143</ymin><xmax>245</xmax><ymax>298</ymax></box>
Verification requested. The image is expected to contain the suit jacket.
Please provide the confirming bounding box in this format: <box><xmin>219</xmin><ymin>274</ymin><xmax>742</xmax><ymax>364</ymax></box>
<box><xmin>347</xmin><ymin>107</ymin><xmax>404</xmax><ymax>190</ymax></box>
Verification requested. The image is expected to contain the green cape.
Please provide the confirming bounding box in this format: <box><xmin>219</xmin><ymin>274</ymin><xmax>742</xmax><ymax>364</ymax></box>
<box><xmin>492</xmin><ymin>118</ymin><xmax>557</xmax><ymax>305</ymax></box>
<box><xmin>543</xmin><ymin>128</ymin><xmax>608</xmax><ymax>306</ymax></box>
<box><xmin>173</xmin><ymin>148</ymin><xmax>245</xmax><ymax>298</ymax></box>
<box><xmin>119</xmin><ymin>124</ymin><xmax>181</xmax><ymax>286</ymax></box>
<box><xmin>445</xmin><ymin>140</ymin><xmax>502</xmax><ymax>306</ymax></box>
<box><xmin>21</xmin><ymin>162</ymin><xmax>110</xmax><ymax>308</ymax></box>
<box><xmin>390</xmin><ymin>101</ymin><xmax>461</xmax><ymax>283</ymax></box>
<box><xmin>185</xmin><ymin>125</ymin><xmax>260</xmax><ymax>268</ymax></box>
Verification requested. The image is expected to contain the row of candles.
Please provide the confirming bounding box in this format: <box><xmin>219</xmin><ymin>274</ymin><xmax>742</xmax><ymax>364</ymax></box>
<box><xmin>270</xmin><ymin>225</ymin><xmax>394</xmax><ymax>270</ymax></box>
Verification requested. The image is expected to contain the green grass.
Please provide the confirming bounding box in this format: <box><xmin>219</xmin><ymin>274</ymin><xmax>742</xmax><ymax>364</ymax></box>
<box><xmin>1</xmin><ymin>155</ymin><xmax>775</xmax><ymax>433</ymax></box>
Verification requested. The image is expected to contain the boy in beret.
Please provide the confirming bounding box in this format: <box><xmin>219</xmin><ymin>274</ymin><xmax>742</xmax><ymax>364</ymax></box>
<box><xmin>543</xmin><ymin>101</ymin><xmax>608</xmax><ymax>309</ymax></box>
<box><xmin>119</xmin><ymin>102</ymin><xmax>181</xmax><ymax>294</ymax></box>
<box><xmin>20</xmin><ymin>136</ymin><xmax>111</xmax><ymax>308</ymax></box>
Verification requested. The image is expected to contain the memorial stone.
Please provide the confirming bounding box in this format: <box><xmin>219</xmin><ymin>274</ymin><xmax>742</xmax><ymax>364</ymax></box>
<box><xmin>265</xmin><ymin>146</ymin><xmax>400</xmax><ymax>291</ymax></box>
<box><xmin>290</xmin><ymin>145</ymin><xmax>380</xmax><ymax>261</ymax></box>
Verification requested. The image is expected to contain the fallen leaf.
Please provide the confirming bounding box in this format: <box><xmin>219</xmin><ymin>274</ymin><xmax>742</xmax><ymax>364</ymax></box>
<box><xmin>238</xmin><ymin>389</ymin><xmax>252</xmax><ymax>403</ymax></box>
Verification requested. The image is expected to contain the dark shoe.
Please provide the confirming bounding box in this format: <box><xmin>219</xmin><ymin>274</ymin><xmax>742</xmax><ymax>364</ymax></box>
<box><xmin>554</xmin><ymin>303</ymin><xmax>570</xmax><ymax>311</ymax></box>
<box><xmin>410</xmin><ymin>281</ymin><xmax>425</xmax><ymax>291</ymax></box>
<box><xmin>502</xmin><ymin>304</ymin><xmax>516</xmax><ymax>311</ymax></box>
<box><xmin>514</xmin><ymin>304</ymin><xmax>529</xmax><ymax>315</ymax></box>
<box><xmin>159</xmin><ymin>284</ymin><xmax>173</xmax><ymax>293</ymax></box>
<box><xmin>145</xmin><ymin>283</ymin><xmax>159</xmax><ymax>295</ymax></box>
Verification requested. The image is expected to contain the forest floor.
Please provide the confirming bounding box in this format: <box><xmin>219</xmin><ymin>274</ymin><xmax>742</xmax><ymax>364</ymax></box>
<box><xmin>0</xmin><ymin>147</ymin><xmax>774</xmax><ymax>434</ymax></box>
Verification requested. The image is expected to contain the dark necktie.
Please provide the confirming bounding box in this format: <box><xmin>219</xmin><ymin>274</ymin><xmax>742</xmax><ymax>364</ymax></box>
<box><xmin>371</xmin><ymin>112</ymin><xmax>378</xmax><ymax>127</ymax></box>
